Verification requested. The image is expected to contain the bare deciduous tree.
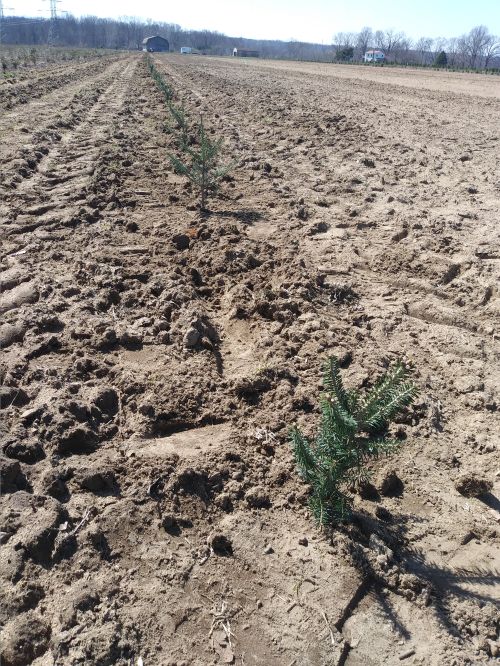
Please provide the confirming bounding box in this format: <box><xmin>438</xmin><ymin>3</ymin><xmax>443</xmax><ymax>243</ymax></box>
<box><xmin>356</xmin><ymin>27</ymin><xmax>373</xmax><ymax>59</ymax></box>
<box><xmin>445</xmin><ymin>37</ymin><xmax>460</xmax><ymax>66</ymax></box>
<box><xmin>414</xmin><ymin>37</ymin><xmax>433</xmax><ymax>65</ymax></box>
<box><xmin>333</xmin><ymin>31</ymin><xmax>356</xmax><ymax>49</ymax></box>
<box><xmin>462</xmin><ymin>25</ymin><xmax>491</xmax><ymax>67</ymax></box>
<box><xmin>432</xmin><ymin>37</ymin><xmax>447</xmax><ymax>59</ymax></box>
<box><xmin>1</xmin><ymin>15</ymin><xmax>499</xmax><ymax>70</ymax></box>
<box><xmin>482</xmin><ymin>34</ymin><xmax>500</xmax><ymax>68</ymax></box>
<box><xmin>375</xmin><ymin>28</ymin><xmax>406</xmax><ymax>57</ymax></box>
<box><xmin>395</xmin><ymin>37</ymin><xmax>412</xmax><ymax>63</ymax></box>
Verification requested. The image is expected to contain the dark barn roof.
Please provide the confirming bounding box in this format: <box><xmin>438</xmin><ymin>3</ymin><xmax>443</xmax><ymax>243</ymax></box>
<box><xmin>142</xmin><ymin>35</ymin><xmax>169</xmax><ymax>45</ymax></box>
<box><xmin>233</xmin><ymin>48</ymin><xmax>259</xmax><ymax>57</ymax></box>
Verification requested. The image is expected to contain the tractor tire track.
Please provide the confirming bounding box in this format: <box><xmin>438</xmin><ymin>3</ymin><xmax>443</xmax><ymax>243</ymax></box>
<box><xmin>0</xmin><ymin>57</ymin><xmax>131</xmax><ymax>196</ymax></box>
<box><xmin>0</xmin><ymin>54</ymin><xmax>122</xmax><ymax>112</ymax></box>
<box><xmin>1</xmin><ymin>57</ymin><xmax>137</xmax><ymax>241</ymax></box>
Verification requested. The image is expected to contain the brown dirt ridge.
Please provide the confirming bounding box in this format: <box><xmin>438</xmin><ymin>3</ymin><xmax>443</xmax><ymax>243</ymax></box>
<box><xmin>0</xmin><ymin>53</ymin><xmax>499</xmax><ymax>665</ymax></box>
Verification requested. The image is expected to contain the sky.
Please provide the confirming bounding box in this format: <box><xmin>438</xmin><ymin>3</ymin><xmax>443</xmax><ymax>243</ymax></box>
<box><xmin>6</xmin><ymin>0</ymin><xmax>500</xmax><ymax>43</ymax></box>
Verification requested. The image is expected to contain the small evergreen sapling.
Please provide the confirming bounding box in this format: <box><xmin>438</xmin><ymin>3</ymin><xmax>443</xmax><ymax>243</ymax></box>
<box><xmin>170</xmin><ymin>115</ymin><xmax>232</xmax><ymax>210</ymax></box>
<box><xmin>291</xmin><ymin>356</ymin><xmax>418</xmax><ymax>526</ymax></box>
<box><xmin>167</xmin><ymin>102</ymin><xmax>190</xmax><ymax>150</ymax></box>
<box><xmin>146</xmin><ymin>55</ymin><xmax>173</xmax><ymax>101</ymax></box>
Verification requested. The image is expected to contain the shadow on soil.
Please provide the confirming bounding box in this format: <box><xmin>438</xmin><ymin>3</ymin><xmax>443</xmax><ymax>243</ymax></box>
<box><xmin>345</xmin><ymin>511</ymin><xmax>500</xmax><ymax>642</ymax></box>
<box><xmin>479</xmin><ymin>491</ymin><xmax>500</xmax><ymax>513</ymax></box>
<box><xmin>203</xmin><ymin>208</ymin><xmax>264</xmax><ymax>224</ymax></box>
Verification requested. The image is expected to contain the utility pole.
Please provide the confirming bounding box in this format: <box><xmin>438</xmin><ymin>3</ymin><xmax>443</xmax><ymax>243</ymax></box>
<box><xmin>0</xmin><ymin>0</ymin><xmax>6</xmax><ymax>47</ymax></box>
<box><xmin>42</xmin><ymin>0</ymin><xmax>61</xmax><ymax>46</ymax></box>
<box><xmin>0</xmin><ymin>0</ymin><xmax>14</xmax><ymax>48</ymax></box>
<box><xmin>47</xmin><ymin>0</ymin><xmax>58</xmax><ymax>46</ymax></box>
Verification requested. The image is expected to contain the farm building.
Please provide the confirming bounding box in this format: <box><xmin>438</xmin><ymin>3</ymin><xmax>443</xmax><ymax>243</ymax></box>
<box><xmin>364</xmin><ymin>49</ymin><xmax>385</xmax><ymax>63</ymax></box>
<box><xmin>142</xmin><ymin>35</ymin><xmax>169</xmax><ymax>53</ymax></box>
<box><xmin>233</xmin><ymin>48</ymin><xmax>259</xmax><ymax>58</ymax></box>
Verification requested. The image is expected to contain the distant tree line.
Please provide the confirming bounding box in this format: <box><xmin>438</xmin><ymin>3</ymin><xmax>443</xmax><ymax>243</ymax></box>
<box><xmin>333</xmin><ymin>26</ymin><xmax>500</xmax><ymax>68</ymax></box>
<box><xmin>2</xmin><ymin>16</ymin><xmax>499</xmax><ymax>69</ymax></box>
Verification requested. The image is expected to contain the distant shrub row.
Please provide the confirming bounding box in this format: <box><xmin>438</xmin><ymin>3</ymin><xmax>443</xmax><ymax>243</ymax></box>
<box><xmin>0</xmin><ymin>45</ymin><xmax>112</xmax><ymax>76</ymax></box>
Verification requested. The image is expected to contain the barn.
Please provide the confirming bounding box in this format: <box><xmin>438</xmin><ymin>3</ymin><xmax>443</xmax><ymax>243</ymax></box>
<box><xmin>142</xmin><ymin>36</ymin><xmax>170</xmax><ymax>53</ymax></box>
<box><xmin>233</xmin><ymin>48</ymin><xmax>259</xmax><ymax>58</ymax></box>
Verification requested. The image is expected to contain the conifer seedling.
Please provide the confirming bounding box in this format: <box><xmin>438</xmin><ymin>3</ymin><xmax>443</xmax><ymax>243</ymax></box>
<box><xmin>170</xmin><ymin>115</ymin><xmax>232</xmax><ymax>210</ymax></box>
<box><xmin>167</xmin><ymin>102</ymin><xmax>190</xmax><ymax>150</ymax></box>
<box><xmin>291</xmin><ymin>356</ymin><xmax>418</xmax><ymax>526</ymax></box>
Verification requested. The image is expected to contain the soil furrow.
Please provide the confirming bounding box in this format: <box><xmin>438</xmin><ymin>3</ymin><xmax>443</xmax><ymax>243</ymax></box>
<box><xmin>0</xmin><ymin>53</ymin><xmax>499</xmax><ymax>666</ymax></box>
<box><xmin>0</xmin><ymin>54</ymin><xmax>122</xmax><ymax>111</ymax></box>
<box><xmin>1</xmin><ymin>59</ymin><xmax>137</xmax><ymax>238</ymax></box>
<box><xmin>0</xmin><ymin>57</ymin><xmax>131</xmax><ymax>192</ymax></box>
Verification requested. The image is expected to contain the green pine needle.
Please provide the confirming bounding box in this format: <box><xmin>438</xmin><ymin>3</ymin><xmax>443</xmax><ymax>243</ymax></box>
<box><xmin>145</xmin><ymin>55</ymin><xmax>233</xmax><ymax>210</ymax></box>
<box><xmin>169</xmin><ymin>115</ymin><xmax>232</xmax><ymax>209</ymax></box>
<box><xmin>290</xmin><ymin>356</ymin><xmax>418</xmax><ymax>526</ymax></box>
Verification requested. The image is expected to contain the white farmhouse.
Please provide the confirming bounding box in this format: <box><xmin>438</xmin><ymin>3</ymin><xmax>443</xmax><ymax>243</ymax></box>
<box><xmin>364</xmin><ymin>49</ymin><xmax>385</xmax><ymax>63</ymax></box>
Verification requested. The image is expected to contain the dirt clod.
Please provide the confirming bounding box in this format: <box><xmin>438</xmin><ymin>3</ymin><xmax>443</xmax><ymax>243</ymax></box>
<box><xmin>0</xmin><ymin>612</ymin><xmax>51</xmax><ymax>666</ymax></box>
<box><xmin>377</xmin><ymin>469</ymin><xmax>404</xmax><ymax>497</ymax></box>
<box><xmin>207</xmin><ymin>532</ymin><xmax>233</xmax><ymax>555</ymax></box>
<box><xmin>4</xmin><ymin>438</ymin><xmax>45</xmax><ymax>464</ymax></box>
<box><xmin>1</xmin><ymin>52</ymin><xmax>498</xmax><ymax>666</ymax></box>
<box><xmin>172</xmin><ymin>233</ymin><xmax>190</xmax><ymax>250</ymax></box>
<box><xmin>0</xmin><ymin>455</ymin><xmax>27</xmax><ymax>492</ymax></box>
<box><xmin>455</xmin><ymin>473</ymin><xmax>493</xmax><ymax>498</ymax></box>
<box><xmin>183</xmin><ymin>326</ymin><xmax>200</xmax><ymax>347</ymax></box>
<box><xmin>0</xmin><ymin>322</ymin><xmax>27</xmax><ymax>348</ymax></box>
<box><xmin>245</xmin><ymin>486</ymin><xmax>271</xmax><ymax>508</ymax></box>
<box><xmin>0</xmin><ymin>386</ymin><xmax>29</xmax><ymax>409</ymax></box>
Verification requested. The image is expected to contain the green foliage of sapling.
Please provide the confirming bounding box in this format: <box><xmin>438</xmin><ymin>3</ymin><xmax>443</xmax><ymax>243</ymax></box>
<box><xmin>291</xmin><ymin>356</ymin><xmax>418</xmax><ymax>526</ymax></box>
<box><xmin>170</xmin><ymin>115</ymin><xmax>232</xmax><ymax>210</ymax></box>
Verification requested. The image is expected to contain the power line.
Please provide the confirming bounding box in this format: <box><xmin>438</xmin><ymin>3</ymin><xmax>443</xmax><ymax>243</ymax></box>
<box><xmin>2</xmin><ymin>19</ymin><xmax>48</xmax><ymax>24</ymax></box>
<box><xmin>0</xmin><ymin>1</ymin><xmax>15</xmax><ymax>21</ymax></box>
<box><xmin>41</xmin><ymin>0</ymin><xmax>63</xmax><ymax>45</ymax></box>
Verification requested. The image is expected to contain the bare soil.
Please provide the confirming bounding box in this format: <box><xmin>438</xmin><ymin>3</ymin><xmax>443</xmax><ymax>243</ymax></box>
<box><xmin>0</xmin><ymin>52</ymin><xmax>120</xmax><ymax>111</ymax></box>
<box><xmin>1</xmin><ymin>54</ymin><xmax>499</xmax><ymax>666</ymax></box>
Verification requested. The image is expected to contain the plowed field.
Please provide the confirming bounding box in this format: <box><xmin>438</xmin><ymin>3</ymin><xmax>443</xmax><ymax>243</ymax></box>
<box><xmin>1</xmin><ymin>53</ymin><xmax>499</xmax><ymax>665</ymax></box>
